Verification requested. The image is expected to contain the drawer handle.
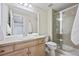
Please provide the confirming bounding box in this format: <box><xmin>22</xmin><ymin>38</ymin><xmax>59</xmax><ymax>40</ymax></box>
<box><xmin>29</xmin><ymin>51</ymin><xmax>31</xmax><ymax>54</ymax></box>
<box><xmin>0</xmin><ymin>50</ymin><xmax>5</xmax><ymax>53</ymax></box>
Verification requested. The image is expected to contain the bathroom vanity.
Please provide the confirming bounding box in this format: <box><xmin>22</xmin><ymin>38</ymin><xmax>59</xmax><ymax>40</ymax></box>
<box><xmin>0</xmin><ymin>4</ymin><xmax>46</xmax><ymax>56</ymax></box>
<box><xmin>0</xmin><ymin>35</ymin><xmax>46</xmax><ymax>56</ymax></box>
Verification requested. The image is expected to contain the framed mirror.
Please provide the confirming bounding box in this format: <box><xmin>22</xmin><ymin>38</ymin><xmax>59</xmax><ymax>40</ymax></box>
<box><xmin>6</xmin><ymin>6</ymin><xmax>39</xmax><ymax>36</ymax></box>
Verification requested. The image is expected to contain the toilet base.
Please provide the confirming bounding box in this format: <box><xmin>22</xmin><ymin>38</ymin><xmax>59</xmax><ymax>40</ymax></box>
<box><xmin>49</xmin><ymin>49</ymin><xmax>55</xmax><ymax>56</ymax></box>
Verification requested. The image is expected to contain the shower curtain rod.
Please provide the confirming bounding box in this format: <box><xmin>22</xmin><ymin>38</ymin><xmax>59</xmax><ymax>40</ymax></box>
<box><xmin>60</xmin><ymin>4</ymin><xmax>78</xmax><ymax>13</ymax></box>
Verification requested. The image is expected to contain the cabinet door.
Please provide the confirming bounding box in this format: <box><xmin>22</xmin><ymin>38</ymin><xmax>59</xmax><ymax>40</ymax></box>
<box><xmin>4</xmin><ymin>48</ymin><xmax>28</xmax><ymax>56</ymax></box>
<box><xmin>29</xmin><ymin>44</ymin><xmax>45</xmax><ymax>56</ymax></box>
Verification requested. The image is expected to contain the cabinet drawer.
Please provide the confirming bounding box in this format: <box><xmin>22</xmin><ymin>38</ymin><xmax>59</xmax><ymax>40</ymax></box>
<box><xmin>4</xmin><ymin>49</ymin><xmax>28</xmax><ymax>56</ymax></box>
<box><xmin>14</xmin><ymin>41</ymin><xmax>34</xmax><ymax>50</ymax></box>
<box><xmin>33</xmin><ymin>40</ymin><xmax>39</xmax><ymax>45</ymax></box>
<box><xmin>0</xmin><ymin>45</ymin><xmax>13</xmax><ymax>55</ymax></box>
<box><xmin>33</xmin><ymin>39</ymin><xmax>45</xmax><ymax>45</ymax></box>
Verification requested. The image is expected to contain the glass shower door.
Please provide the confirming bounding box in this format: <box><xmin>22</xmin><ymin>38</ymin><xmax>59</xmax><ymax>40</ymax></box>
<box><xmin>53</xmin><ymin>12</ymin><xmax>60</xmax><ymax>46</ymax></box>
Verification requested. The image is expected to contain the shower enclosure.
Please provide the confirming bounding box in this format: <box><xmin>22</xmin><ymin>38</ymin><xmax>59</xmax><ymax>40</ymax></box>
<box><xmin>53</xmin><ymin>4</ymin><xmax>79</xmax><ymax>55</ymax></box>
<box><xmin>62</xmin><ymin>5</ymin><xmax>77</xmax><ymax>47</ymax></box>
<box><xmin>53</xmin><ymin>11</ymin><xmax>60</xmax><ymax>45</ymax></box>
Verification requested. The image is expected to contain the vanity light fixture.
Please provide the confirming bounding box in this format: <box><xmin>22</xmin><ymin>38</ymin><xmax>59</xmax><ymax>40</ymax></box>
<box><xmin>24</xmin><ymin>3</ymin><xmax>29</xmax><ymax>7</ymax></box>
<box><xmin>17</xmin><ymin>3</ymin><xmax>32</xmax><ymax>8</ymax></box>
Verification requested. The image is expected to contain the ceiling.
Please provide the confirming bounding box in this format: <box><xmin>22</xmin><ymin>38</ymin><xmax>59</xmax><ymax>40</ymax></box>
<box><xmin>31</xmin><ymin>3</ymin><xmax>77</xmax><ymax>11</ymax></box>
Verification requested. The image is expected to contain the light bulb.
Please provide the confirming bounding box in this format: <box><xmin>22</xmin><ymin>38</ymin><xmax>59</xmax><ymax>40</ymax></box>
<box><xmin>24</xmin><ymin>3</ymin><xmax>28</xmax><ymax>7</ymax></box>
<box><xmin>28</xmin><ymin>4</ymin><xmax>32</xmax><ymax>8</ymax></box>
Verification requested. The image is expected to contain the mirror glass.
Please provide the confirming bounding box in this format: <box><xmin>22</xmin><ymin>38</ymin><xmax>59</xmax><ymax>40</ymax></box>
<box><xmin>6</xmin><ymin>7</ymin><xmax>38</xmax><ymax>36</ymax></box>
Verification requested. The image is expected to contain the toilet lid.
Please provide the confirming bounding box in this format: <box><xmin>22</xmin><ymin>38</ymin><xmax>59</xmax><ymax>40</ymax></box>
<box><xmin>46</xmin><ymin>42</ymin><xmax>57</xmax><ymax>46</ymax></box>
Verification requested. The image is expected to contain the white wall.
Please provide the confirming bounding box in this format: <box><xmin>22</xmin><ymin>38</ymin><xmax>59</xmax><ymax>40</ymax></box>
<box><xmin>1</xmin><ymin>4</ymin><xmax>9</xmax><ymax>38</ymax></box>
<box><xmin>47</xmin><ymin>8</ymin><xmax>55</xmax><ymax>41</ymax></box>
<box><xmin>39</xmin><ymin>10</ymin><xmax>48</xmax><ymax>35</ymax></box>
<box><xmin>47</xmin><ymin>9</ymin><xmax>53</xmax><ymax>41</ymax></box>
<box><xmin>0</xmin><ymin>3</ymin><xmax>1</xmax><ymax>26</ymax></box>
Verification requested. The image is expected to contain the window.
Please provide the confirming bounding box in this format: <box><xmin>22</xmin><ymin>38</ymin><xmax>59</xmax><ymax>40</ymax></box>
<box><xmin>12</xmin><ymin>14</ymin><xmax>24</xmax><ymax>35</ymax></box>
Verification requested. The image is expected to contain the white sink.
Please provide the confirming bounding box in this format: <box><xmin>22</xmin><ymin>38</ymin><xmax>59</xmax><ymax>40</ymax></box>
<box><xmin>27</xmin><ymin>33</ymin><xmax>39</xmax><ymax>36</ymax></box>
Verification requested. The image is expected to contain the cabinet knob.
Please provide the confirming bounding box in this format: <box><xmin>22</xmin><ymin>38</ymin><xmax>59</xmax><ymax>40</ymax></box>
<box><xmin>0</xmin><ymin>50</ymin><xmax>5</xmax><ymax>53</ymax></box>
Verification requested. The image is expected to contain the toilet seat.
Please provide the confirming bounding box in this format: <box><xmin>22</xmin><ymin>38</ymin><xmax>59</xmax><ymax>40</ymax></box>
<box><xmin>45</xmin><ymin>42</ymin><xmax>57</xmax><ymax>49</ymax></box>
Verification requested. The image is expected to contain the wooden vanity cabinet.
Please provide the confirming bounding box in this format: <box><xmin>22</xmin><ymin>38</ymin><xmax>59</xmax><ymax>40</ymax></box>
<box><xmin>4</xmin><ymin>49</ymin><xmax>28</xmax><ymax>56</ymax></box>
<box><xmin>29</xmin><ymin>44</ymin><xmax>45</xmax><ymax>56</ymax></box>
<box><xmin>0</xmin><ymin>38</ymin><xmax>45</xmax><ymax>56</ymax></box>
<box><xmin>0</xmin><ymin>45</ymin><xmax>14</xmax><ymax>55</ymax></box>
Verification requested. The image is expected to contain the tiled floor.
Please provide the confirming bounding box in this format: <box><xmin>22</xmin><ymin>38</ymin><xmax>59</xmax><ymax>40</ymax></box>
<box><xmin>55</xmin><ymin>48</ymin><xmax>79</xmax><ymax>56</ymax></box>
<box><xmin>55</xmin><ymin>50</ymin><xmax>73</xmax><ymax>56</ymax></box>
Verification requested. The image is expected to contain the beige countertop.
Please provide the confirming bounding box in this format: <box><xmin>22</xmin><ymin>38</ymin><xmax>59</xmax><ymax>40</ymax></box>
<box><xmin>0</xmin><ymin>35</ymin><xmax>46</xmax><ymax>46</ymax></box>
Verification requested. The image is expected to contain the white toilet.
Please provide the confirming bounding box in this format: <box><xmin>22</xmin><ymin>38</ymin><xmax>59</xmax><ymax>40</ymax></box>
<box><xmin>45</xmin><ymin>41</ymin><xmax>57</xmax><ymax>56</ymax></box>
